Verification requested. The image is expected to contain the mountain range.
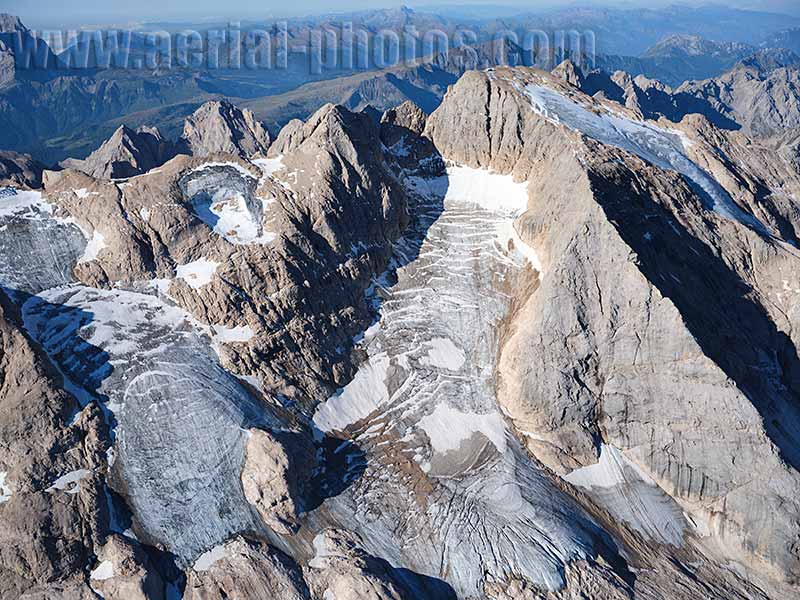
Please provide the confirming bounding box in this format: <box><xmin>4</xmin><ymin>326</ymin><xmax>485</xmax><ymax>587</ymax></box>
<box><xmin>3</xmin><ymin>3</ymin><xmax>800</xmax><ymax>600</ymax></box>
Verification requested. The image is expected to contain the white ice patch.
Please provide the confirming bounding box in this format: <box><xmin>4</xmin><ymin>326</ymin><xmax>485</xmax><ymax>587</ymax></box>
<box><xmin>46</xmin><ymin>469</ymin><xmax>92</xmax><ymax>494</ymax></box>
<box><xmin>0</xmin><ymin>189</ymin><xmax>51</xmax><ymax>219</ymax></box>
<box><xmin>176</xmin><ymin>258</ymin><xmax>219</xmax><ymax>289</ymax></box>
<box><xmin>196</xmin><ymin>188</ymin><xmax>275</xmax><ymax>245</ymax></box>
<box><xmin>0</xmin><ymin>472</ymin><xmax>12</xmax><ymax>503</ymax></box>
<box><xmin>139</xmin><ymin>207</ymin><xmax>151</xmax><ymax>221</ymax></box>
<box><xmin>193</xmin><ymin>544</ymin><xmax>228</xmax><ymax>571</ymax></box>
<box><xmin>443</xmin><ymin>166</ymin><xmax>529</xmax><ymax>215</ymax></box>
<box><xmin>90</xmin><ymin>560</ymin><xmax>114</xmax><ymax>580</ymax></box>
<box><xmin>420</xmin><ymin>337</ymin><xmax>466</xmax><ymax>371</ymax></box>
<box><xmin>564</xmin><ymin>444</ymin><xmax>686</xmax><ymax>545</ymax></box>
<box><xmin>253</xmin><ymin>156</ymin><xmax>285</xmax><ymax>177</ymax></box>
<box><xmin>308</xmin><ymin>533</ymin><xmax>334</xmax><ymax>569</ymax></box>
<box><xmin>564</xmin><ymin>444</ymin><xmax>650</xmax><ymax>488</ymax></box>
<box><xmin>78</xmin><ymin>230</ymin><xmax>106</xmax><ymax>264</ymax></box>
<box><xmin>312</xmin><ymin>353</ymin><xmax>390</xmax><ymax>432</ymax></box>
<box><xmin>211</xmin><ymin>324</ymin><xmax>254</xmax><ymax>343</ymax></box>
<box><xmin>524</xmin><ymin>84</ymin><xmax>766</xmax><ymax>233</ymax></box>
<box><xmin>439</xmin><ymin>167</ymin><xmax>543</xmax><ymax>271</ymax></box>
<box><xmin>419</xmin><ymin>403</ymin><xmax>508</xmax><ymax>455</ymax></box>
<box><xmin>75</xmin><ymin>188</ymin><xmax>98</xmax><ymax>199</ymax></box>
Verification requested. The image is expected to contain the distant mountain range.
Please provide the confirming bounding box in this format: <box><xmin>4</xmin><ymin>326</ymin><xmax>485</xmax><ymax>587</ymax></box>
<box><xmin>2</xmin><ymin>4</ymin><xmax>800</xmax><ymax>165</ymax></box>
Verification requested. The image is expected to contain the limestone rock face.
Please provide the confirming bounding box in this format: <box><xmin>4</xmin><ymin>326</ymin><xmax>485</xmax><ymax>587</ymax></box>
<box><xmin>0</xmin><ymin>289</ymin><xmax>109</xmax><ymax>598</ymax></box>
<box><xmin>185</xmin><ymin>537</ymin><xmax>309</xmax><ymax>600</ymax></box>
<box><xmin>7</xmin><ymin>69</ymin><xmax>800</xmax><ymax>600</ymax></box>
<box><xmin>380</xmin><ymin>100</ymin><xmax>427</xmax><ymax>141</ymax></box>
<box><xmin>0</xmin><ymin>150</ymin><xmax>43</xmax><ymax>187</ymax></box>
<box><xmin>551</xmin><ymin>59</ymin><xmax>585</xmax><ymax>88</ymax></box>
<box><xmin>88</xmin><ymin>535</ymin><xmax>165</xmax><ymax>600</ymax></box>
<box><xmin>0</xmin><ymin>39</ymin><xmax>14</xmax><ymax>86</ymax></box>
<box><xmin>180</xmin><ymin>100</ymin><xmax>270</xmax><ymax>158</ymax></box>
<box><xmin>241</xmin><ymin>428</ymin><xmax>311</xmax><ymax>534</ymax></box>
<box><xmin>267</xmin><ymin>118</ymin><xmax>306</xmax><ymax>156</ymax></box>
<box><xmin>61</xmin><ymin>125</ymin><xmax>174</xmax><ymax>180</ymax></box>
<box><xmin>305</xmin><ymin>530</ymin><xmax>412</xmax><ymax>600</ymax></box>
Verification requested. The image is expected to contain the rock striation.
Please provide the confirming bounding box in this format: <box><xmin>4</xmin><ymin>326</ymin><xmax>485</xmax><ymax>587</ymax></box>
<box><xmin>179</xmin><ymin>100</ymin><xmax>271</xmax><ymax>158</ymax></box>
<box><xmin>61</xmin><ymin>125</ymin><xmax>174</xmax><ymax>179</ymax></box>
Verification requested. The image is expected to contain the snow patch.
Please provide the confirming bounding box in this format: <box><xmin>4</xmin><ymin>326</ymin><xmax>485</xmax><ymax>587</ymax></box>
<box><xmin>0</xmin><ymin>472</ymin><xmax>12</xmax><ymax>503</ymax></box>
<box><xmin>313</xmin><ymin>353</ymin><xmax>390</xmax><ymax>432</ymax></box>
<box><xmin>90</xmin><ymin>560</ymin><xmax>114</xmax><ymax>580</ymax></box>
<box><xmin>78</xmin><ymin>230</ymin><xmax>106</xmax><ymax>264</ymax></box>
<box><xmin>75</xmin><ymin>188</ymin><xmax>98</xmax><ymax>199</ymax></box>
<box><xmin>444</xmin><ymin>166</ymin><xmax>529</xmax><ymax>214</ymax></box>
<box><xmin>212</xmin><ymin>324</ymin><xmax>254</xmax><ymax>343</ymax></box>
<box><xmin>254</xmin><ymin>156</ymin><xmax>285</xmax><ymax>177</ymax></box>
<box><xmin>420</xmin><ymin>337</ymin><xmax>466</xmax><ymax>371</ymax></box>
<box><xmin>197</xmin><ymin>189</ymin><xmax>275</xmax><ymax>245</ymax></box>
<box><xmin>46</xmin><ymin>469</ymin><xmax>92</xmax><ymax>494</ymax></box>
<box><xmin>0</xmin><ymin>189</ymin><xmax>51</xmax><ymax>219</ymax></box>
<box><xmin>308</xmin><ymin>533</ymin><xmax>335</xmax><ymax>569</ymax></box>
<box><xmin>193</xmin><ymin>544</ymin><xmax>228</xmax><ymax>572</ymax></box>
<box><xmin>176</xmin><ymin>258</ymin><xmax>219</xmax><ymax>289</ymax></box>
<box><xmin>564</xmin><ymin>444</ymin><xmax>686</xmax><ymax>545</ymax></box>
<box><xmin>419</xmin><ymin>404</ymin><xmax>507</xmax><ymax>455</ymax></box>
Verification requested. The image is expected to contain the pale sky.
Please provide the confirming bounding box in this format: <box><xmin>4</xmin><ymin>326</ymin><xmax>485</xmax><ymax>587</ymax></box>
<box><xmin>5</xmin><ymin>0</ymin><xmax>800</xmax><ymax>29</ymax></box>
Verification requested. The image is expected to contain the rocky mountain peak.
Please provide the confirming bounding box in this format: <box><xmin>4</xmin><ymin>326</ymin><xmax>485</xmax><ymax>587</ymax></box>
<box><xmin>380</xmin><ymin>100</ymin><xmax>426</xmax><ymax>139</ymax></box>
<box><xmin>0</xmin><ymin>150</ymin><xmax>43</xmax><ymax>188</ymax></box>
<box><xmin>0</xmin><ymin>14</ymin><xmax>26</xmax><ymax>34</ymax></box>
<box><xmin>179</xmin><ymin>99</ymin><xmax>271</xmax><ymax>158</ymax></box>
<box><xmin>551</xmin><ymin>59</ymin><xmax>586</xmax><ymax>88</ymax></box>
<box><xmin>60</xmin><ymin>124</ymin><xmax>174</xmax><ymax>179</ymax></box>
<box><xmin>735</xmin><ymin>47</ymin><xmax>800</xmax><ymax>72</ymax></box>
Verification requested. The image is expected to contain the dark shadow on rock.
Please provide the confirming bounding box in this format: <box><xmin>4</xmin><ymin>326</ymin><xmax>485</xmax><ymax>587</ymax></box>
<box><xmin>393</xmin><ymin>567</ymin><xmax>459</xmax><ymax>600</ymax></box>
<box><xmin>590</xmin><ymin>164</ymin><xmax>800</xmax><ymax>472</ymax></box>
<box><xmin>306</xmin><ymin>433</ymin><xmax>368</xmax><ymax>512</ymax></box>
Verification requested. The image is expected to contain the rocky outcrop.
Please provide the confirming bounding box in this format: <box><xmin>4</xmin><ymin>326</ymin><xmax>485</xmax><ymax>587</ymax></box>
<box><xmin>0</xmin><ymin>39</ymin><xmax>13</xmax><ymax>86</ymax></box>
<box><xmin>185</xmin><ymin>537</ymin><xmax>309</xmax><ymax>600</ymax></box>
<box><xmin>241</xmin><ymin>429</ymin><xmax>311</xmax><ymax>534</ymax></box>
<box><xmin>0</xmin><ymin>150</ymin><xmax>43</xmax><ymax>187</ymax></box>
<box><xmin>61</xmin><ymin>125</ymin><xmax>174</xmax><ymax>179</ymax></box>
<box><xmin>305</xmin><ymin>530</ymin><xmax>415</xmax><ymax>600</ymax></box>
<box><xmin>551</xmin><ymin>59</ymin><xmax>585</xmax><ymax>88</ymax></box>
<box><xmin>380</xmin><ymin>100</ymin><xmax>427</xmax><ymax>144</ymax></box>
<box><xmin>0</xmin><ymin>289</ymin><xmax>109</xmax><ymax>598</ymax></box>
<box><xmin>678</xmin><ymin>61</ymin><xmax>800</xmax><ymax>136</ymax></box>
<box><xmin>7</xmin><ymin>67</ymin><xmax>800</xmax><ymax>599</ymax></box>
<box><xmin>88</xmin><ymin>535</ymin><xmax>165</xmax><ymax>600</ymax></box>
<box><xmin>179</xmin><ymin>100</ymin><xmax>270</xmax><ymax>158</ymax></box>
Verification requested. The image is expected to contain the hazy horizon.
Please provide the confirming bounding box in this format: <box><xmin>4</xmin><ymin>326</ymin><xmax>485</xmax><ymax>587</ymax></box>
<box><xmin>7</xmin><ymin>0</ymin><xmax>800</xmax><ymax>29</ymax></box>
